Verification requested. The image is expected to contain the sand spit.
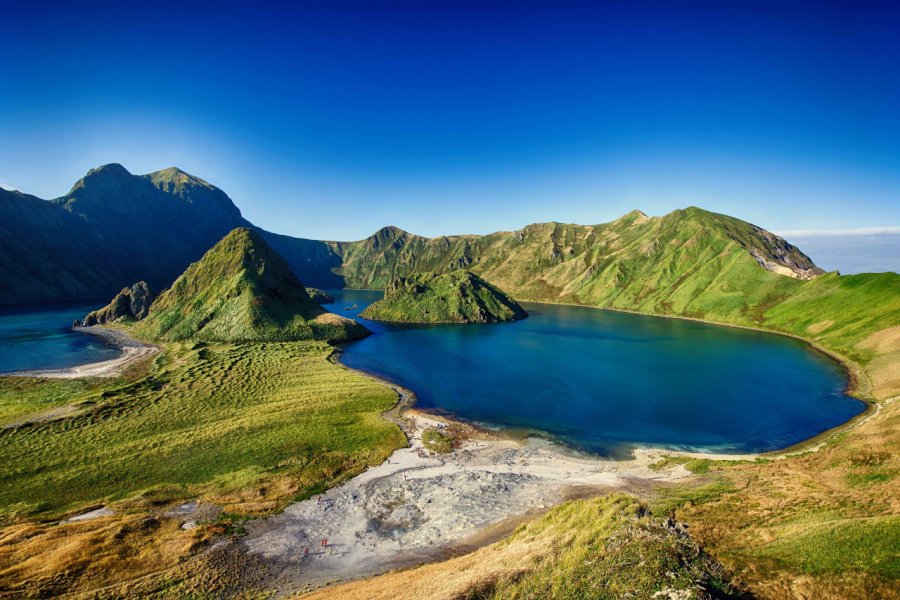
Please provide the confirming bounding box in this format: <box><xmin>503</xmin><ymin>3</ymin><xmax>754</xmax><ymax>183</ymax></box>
<box><xmin>224</xmin><ymin>412</ymin><xmax>693</xmax><ymax>597</ymax></box>
<box><xmin>7</xmin><ymin>326</ymin><xmax>158</xmax><ymax>379</ymax></box>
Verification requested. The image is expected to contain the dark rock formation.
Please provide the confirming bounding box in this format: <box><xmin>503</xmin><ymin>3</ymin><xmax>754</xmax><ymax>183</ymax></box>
<box><xmin>81</xmin><ymin>281</ymin><xmax>155</xmax><ymax>326</ymax></box>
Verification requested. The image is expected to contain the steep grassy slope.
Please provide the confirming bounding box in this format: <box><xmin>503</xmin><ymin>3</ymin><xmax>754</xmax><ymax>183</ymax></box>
<box><xmin>656</xmin><ymin>393</ymin><xmax>900</xmax><ymax>599</ymax></box>
<box><xmin>0</xmin><ymin>187</ymin><xmax>116</xmax><ymax>304</ymax></box>
<box><xmin>136</xmin><ymin>228</ymin><xmax>367</xmax><ymax>343</ymax></box>
<box><xmin>360</xmin><ymin>270</ymin><xmax>527</xmax><ymax>323</ymax></box>
<box><xmin>761</xmin><ymin>272</ymin><xmax>900</xmax><ymax>398</ymax></box>
<box><xmin>302</xmin><ymin>494</ymin><xmax>740</xmax><ymax>600</ymax></box>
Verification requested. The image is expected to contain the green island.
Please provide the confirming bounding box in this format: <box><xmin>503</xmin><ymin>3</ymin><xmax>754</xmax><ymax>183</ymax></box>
<box><xmin>359</xmin><ymin>269</ymin><xmax>528</xmax><ymax>323</ymax></box>
<box><xmin>0</xmin><ymin>166</ymin><xmax>896</xmax><ymax>599</ymax></box>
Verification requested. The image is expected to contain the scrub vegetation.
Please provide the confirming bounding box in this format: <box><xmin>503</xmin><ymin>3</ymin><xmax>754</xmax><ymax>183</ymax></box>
<box><xmin>662</xmin><ymin>399</ymin><xmax>900</xmax><ymax>599</ymax></box>
<box><xmin>421</xmin><ymin>427</ymin><xmax>453</xmax><ymax>453</ymax></box>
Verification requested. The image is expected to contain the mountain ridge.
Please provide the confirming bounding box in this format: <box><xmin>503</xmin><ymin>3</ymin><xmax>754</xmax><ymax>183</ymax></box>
<box><xmin>4</xmin><ymin>164</ymin><xmax>898</xmax><ymax>398</ymax></box>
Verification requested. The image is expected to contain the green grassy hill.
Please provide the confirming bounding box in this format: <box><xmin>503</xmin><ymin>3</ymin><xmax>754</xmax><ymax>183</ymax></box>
<box><xmin>136</xmin><ymin>228</ymin><xmax>368</xmax><ymax>343</ymax></box>
<box><xmin>360</xmin><ymin>270</ymin><xmax>528</xmax><ymax>323</ymax></box>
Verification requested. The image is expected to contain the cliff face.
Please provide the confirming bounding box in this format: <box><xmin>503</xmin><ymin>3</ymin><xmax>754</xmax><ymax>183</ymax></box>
<box><xmin>360</xmin><ymin>270</ymin><xmax>528</xmax><ymax>324</ymax></box>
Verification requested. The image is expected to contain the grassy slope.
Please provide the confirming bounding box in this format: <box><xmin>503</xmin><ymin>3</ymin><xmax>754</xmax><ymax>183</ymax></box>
<box><xmin>359</xmin><ymin>270</ymin><xmax>528</xmax><ymax>323</ymax></box>
<box><xmin>302</xmin><ymin>494</ymin><xmax>739</xmax><ymax>600</ymax></box>
<box><xmin>137</xmin><ymin>228</ymin><xmax>367</xmax><ymax>343</ymax></box>
<box><xmin>0</xmin><ymin>342</ymin><xmax>404</xmax><ymax>522</ymax></box>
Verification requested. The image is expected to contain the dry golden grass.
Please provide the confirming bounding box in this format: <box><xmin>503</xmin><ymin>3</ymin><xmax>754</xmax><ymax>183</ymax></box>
<box><xmin>301</xmin><ymin>529</ymin><xmax>542</xmax><ymax>600</ymax></box>
<box><xmin>858</xmin><ymin>326</ymin><xmax>900</xmax><ymax>399</ymax></box>
<box><xmin>0</xmin><ymin>513</ymin><xmax>202</xmax><ymax>599</ymax></box>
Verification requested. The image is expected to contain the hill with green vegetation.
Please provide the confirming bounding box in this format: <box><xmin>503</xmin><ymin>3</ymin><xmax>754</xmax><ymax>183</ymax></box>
<box><xmin>136</xmin><ymin>228</ymin><xmax>368</xmax><ymax>343</ymax></box>
<box><xmin>0</xmin><ymin>340</ymin><xmax>407</xmax><ymax>597</ymax></box>
<box><xmin>360</xmin><ymin>270</ymin><xmax>528</xmax><ymax>323</ymax></box>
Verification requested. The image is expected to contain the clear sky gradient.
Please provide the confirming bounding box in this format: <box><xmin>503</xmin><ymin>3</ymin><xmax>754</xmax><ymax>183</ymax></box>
<box><xmin>2</xmin><ymin>1</ymin><xmax>898</xmax><ymax>271</ymax></box>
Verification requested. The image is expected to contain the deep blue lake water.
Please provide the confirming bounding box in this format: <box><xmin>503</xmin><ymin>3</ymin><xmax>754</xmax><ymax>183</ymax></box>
<box><xmin>327</xmin><ymin>290</ymin><xmax>865</xmax><ymax>455</ymax></box>
<box><xmin>0</xmin><ymin>293</ymin><xmax>865</xmax><ymax>455</ymax></box>
<box><xmin>0</xmin><ymin>301</ymin><xmax>121</xmax><ymax>373</ymax></box>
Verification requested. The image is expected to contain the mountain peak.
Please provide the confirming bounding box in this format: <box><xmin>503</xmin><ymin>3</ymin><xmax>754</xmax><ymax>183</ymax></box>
<box><xmin>366</xmin><ymin>225</ymin><xmax>408</xmax><ymax>250</ymax></box>
<box><xmin>75</xmin><ymin>163</ymin><xmax>133</xmax><ymax>185</ymax></box>
<box><xmin>136</xmin><ymin>227</ymin><xmax>368</xmax><ymax>342</ymax></box>
<box><xmin>145</xmin><ymin>166</ymin><xmax>214</xmax><ymax>189</ymax></box>
<box><xmin>88</xmin><ymin>163</ymin><xmax>131</xmax><ymax>177</ymax></box>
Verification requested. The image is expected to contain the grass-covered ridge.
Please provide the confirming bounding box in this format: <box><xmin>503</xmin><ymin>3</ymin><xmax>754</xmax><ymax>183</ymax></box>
<box><xmin>360</xmin><ymin>269</ymin><xmax>528</xmax><ymax>323</ymax></box>
<box><xmin>136</xmin><ymin>228</ymin><xmax>368</xmax><ymax>343</ymax></box>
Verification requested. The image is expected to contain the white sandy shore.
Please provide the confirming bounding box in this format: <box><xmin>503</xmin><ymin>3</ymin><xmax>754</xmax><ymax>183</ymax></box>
<box><xmin>6</xmin><ymin>326</ymin><xmax>158</xmax><ymax>379</ymax></box>
<box><xmin>228</xmin><ymin>411</ymin><xmax>695</xmax><ymax>597</ymax></box>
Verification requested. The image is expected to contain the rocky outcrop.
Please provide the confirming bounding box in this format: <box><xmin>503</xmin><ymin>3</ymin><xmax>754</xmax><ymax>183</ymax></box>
<box><xmin>80</xmin><ymin>281</ymin><xmax>155</xmax><ymax>326</ymax></box>
<box><xmin>305</xmin><ymin>287</ymin><xmax>335</xmax><ymax>305</ymax></box>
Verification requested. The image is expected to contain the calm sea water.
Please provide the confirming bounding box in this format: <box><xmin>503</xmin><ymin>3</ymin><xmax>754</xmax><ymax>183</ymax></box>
<box><xmin>328</xmin><ymin>290</ymin><xmax>865</xmax><ymax>455</ymax></box>
<box><xmin>0</xmin><ymin>301</ymin><xmax>121</xmax><ymax>373</ymax></box>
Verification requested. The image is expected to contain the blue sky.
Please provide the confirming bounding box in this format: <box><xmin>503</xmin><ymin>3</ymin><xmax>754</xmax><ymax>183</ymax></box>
<box><xmin>2</xmin><ymin>1</ymin><xmax>898</xmax><ymax>271</ymax></box>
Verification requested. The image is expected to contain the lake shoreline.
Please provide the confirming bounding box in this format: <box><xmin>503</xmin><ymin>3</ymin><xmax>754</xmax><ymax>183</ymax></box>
<box><xmin>4</xmin><ymin>326</ymin><xmax>158</xmax><ymax>379</ymax></box>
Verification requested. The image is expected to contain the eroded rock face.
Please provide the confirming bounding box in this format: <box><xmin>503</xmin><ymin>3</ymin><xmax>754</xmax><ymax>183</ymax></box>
<box><xmin>80</xmin><ymin>281</ymin><xmax>155</xmax><ymax>326</ymax></box>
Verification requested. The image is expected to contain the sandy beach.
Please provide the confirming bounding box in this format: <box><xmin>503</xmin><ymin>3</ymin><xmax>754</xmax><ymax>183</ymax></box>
<box><xmin>195</xmin><ymin>409</ymin><xmax>695</xmax><ymax>597</ymax></box>
<box><xmin>7</xmin><ymin>326</ymin><xmax>158</xmax><ymax>379</ymax></box>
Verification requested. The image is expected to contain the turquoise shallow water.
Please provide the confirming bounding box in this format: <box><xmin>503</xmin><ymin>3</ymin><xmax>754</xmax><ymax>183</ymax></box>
<box><xmin>0</xmin><ymin>301</ymin><xmax>121</xmax><ymax>373</ymax></box>
<box><xmin>328</xmin><ymin>290</ymin><xmax>865</xmax><ymax>455</ymax></box>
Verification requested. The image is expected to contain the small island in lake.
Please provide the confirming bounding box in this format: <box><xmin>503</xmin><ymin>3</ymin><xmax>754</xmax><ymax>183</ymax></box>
<box><xmin>360</xmin><ymin>269</ymin><xmax>528</xmax><ymax>323</ymax></box>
